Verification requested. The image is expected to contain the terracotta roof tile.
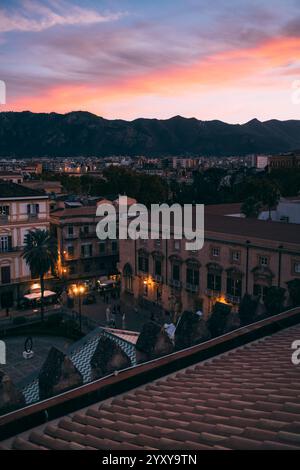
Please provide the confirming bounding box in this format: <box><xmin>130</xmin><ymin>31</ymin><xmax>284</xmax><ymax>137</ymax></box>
<box><xmin>3</xmin><ymin>323</ymin><xmax>300</xmax><ymax>450</ymax></box>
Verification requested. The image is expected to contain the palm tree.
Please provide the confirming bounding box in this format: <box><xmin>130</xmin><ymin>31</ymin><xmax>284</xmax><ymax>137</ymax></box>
<box><xmin>261</xmin><ymin>180</ymin><xmax>281</xmax><ymax>220</ymax></box>
<box><xmin>23</xmin><ymin>229</ymin><xmax>58</xmax><ymax>321</ymax></box>
<box><xmin>241</xmin><ymin>196</ymin><xmax>262</xmax><ymax>218</ymax></box>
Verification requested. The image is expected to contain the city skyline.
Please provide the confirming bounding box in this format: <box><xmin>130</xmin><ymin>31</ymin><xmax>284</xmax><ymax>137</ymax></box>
<box><xmin>0</xmin><ymin>0</ymin><xmax>300</xmax><ymax>122</ymax></box>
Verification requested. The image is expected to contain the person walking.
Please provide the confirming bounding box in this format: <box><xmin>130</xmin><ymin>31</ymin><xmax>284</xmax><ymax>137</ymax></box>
<box><xmin>105</xmin><ymin>306</ymin><xmax>111</xmax><ymax>323</ymax></box>
<box><xmin>112</xmin><ymin>305</ymin><xmax>116</xmax><ymax>324</ymax></box>
<box><xmin>122</xmin><ymin>312</ymin><xmax>126</xmax><ymax>329</ymax></box>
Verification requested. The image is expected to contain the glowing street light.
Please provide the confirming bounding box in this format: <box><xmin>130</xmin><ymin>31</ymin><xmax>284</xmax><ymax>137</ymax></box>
<box><xmin>73</xmin><ymin>284</ymin><xmax>86</xmax><ymax>332</ymax></box>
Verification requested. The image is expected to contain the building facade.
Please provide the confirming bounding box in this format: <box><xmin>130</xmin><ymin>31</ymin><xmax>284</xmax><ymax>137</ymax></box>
<box><xmin>119</xmin><ymin>211</ymin><xmax>300</xmax><ymax>318</ymax></box>
<box><xmin>268</xmin><ymin>153</ymin><xmax>300</xmax><ymax>171</ymax></box>
<box><xmin>51</xmin><ymin>205</ymin><xmax>119</xmax><ymax>286</ymax></box>
<box><xmin>0</xmin><ymin>183</ymin><xmax>50</xmax><ymax>309</ymax></box>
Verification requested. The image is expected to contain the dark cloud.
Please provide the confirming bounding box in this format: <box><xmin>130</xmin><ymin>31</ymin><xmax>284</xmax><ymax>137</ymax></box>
<box><xmin>283</xmin><ymin>17</ymin><xmax>300</xmax><ymax>36</ymax></box>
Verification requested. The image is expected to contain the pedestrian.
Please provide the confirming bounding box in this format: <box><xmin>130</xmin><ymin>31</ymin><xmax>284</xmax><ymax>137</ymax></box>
<box><xmin>117</xmin><ymin>304</ymin><xmax>121</xmax><ymax>315</ymax></box>
<box><xmin>112</xmin><ymin>305</ymin><xmax>116</xmax><ymax>323</ymax></box>
<box><xmin>122</xmin><ymin>313</ymin><xmax>126</xmax><ymax>329</ymax></box>
<box><xmin>105</xmin><ymin>306</ymin><xmax>111</xmax><ymax>323</ymax></box>
<box><xmin>196</xmin><ymin>309</ymin><xmax>203</xmax><ymax>318</ymax></box>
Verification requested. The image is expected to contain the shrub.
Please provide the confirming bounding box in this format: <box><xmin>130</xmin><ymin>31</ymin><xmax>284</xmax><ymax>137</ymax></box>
<box><xmin>208</xmin><ymin>302</ymin><xmax>232</xmax><ymax>337</ymax></box>
<box><xmin>264</xmin><ymin>286</ymin><xmax>286</xmax><ymax>315</ymax></box>
<box><xmin>12</xmin><ymin>316</ymin><xmax>27</xmax><ymax>325</ymax></box>
<box><xmin>287</xmin><ymin>279</ymin><xmax>300</xmax><ymax>307</ymax></box>
<box><xmin>239</xmin><ymin>294</ymin><xmax>258</xmax><ymax>326</ymax></box>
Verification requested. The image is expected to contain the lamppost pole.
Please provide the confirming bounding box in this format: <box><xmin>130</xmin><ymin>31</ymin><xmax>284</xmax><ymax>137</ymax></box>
<box><xmin>73</xmin><ymin>284</ymin><xmax>85</xmax><ymax>333</ymax></box>
<box><xmin>78</xmin><ymin>290</ymin><xmax>82</xmax><ymax>333</ymax></box>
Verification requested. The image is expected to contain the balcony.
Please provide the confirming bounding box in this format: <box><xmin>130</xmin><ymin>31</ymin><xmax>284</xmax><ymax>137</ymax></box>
<box><xmin>0</xmin><ymin>215</ymin><xmax>9</xmax><ymax>224</ymax></box>
<box><xmin>169</xmin><ymin>279</ymin><xmax>181</xmax><ymax>289</ymax></box>
<box><xmin>81</xmin><ymin>254</ymin><xmax>93</xmax><ymax>259</ymax></box>
<box><xmin>186</xmin><ymin>283</ymin><xmax>199</xmax><ymax>293</ymax></box>
<box><xmin>27</xmin><ymin>214</ymin><xmax>39</xmax><ymax>221</ymax></box>
<box><xmin>226</xmin><ymin>294</ymin><xmax>241</xmax><ymax>304</ymax></box>
<box><xmin>80</xmin><ymin>231</ymin><xmax>95</xmax><ymax>239</ymax></box>
<box><xmin>64</xmin><ymin>234</ymin><xmax>78</xmax><ymax>240</ymax></box>
<box><xmin>0</xmin><ymin>246</ymin><xmax>20</xmax><ymax>255</ymax></box>
<box><xmin>205</xmin><ymin>288</ymin><xmax>221</xmax><ymax>297</ymax></box>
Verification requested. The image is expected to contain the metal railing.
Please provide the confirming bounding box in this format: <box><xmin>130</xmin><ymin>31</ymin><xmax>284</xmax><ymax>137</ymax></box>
<box><xmin>186</xmin><ymin>282</ymin><xmax>199</xmax><ymax>293</ymax></box>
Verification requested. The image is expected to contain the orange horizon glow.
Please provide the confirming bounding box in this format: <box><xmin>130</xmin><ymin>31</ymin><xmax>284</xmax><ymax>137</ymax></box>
<box><xmin>3</xmin><ymin>35</ymin><xmax>300</xmax><ymax>121</ymax></box>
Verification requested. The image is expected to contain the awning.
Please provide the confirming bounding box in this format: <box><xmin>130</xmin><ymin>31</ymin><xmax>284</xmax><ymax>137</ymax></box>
<box><xmin>97</xmin><ymin>279</ymin><xmax>115</xmax><ymax>286</ymax></box>
<box><xmin>24</xmin><ymin>290</ymin><xmax>56</xmax><ymax>300</ymax></box>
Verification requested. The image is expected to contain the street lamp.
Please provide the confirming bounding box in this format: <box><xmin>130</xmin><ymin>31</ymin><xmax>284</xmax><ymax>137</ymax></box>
<box><xmin>73</xmin><ymin>284</ymin><xmax>85</xmax><ymax>333</ymax></box>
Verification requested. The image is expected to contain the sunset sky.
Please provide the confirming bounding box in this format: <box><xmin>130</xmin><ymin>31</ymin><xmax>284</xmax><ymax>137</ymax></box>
<box><xmin>1</xmin><ymin>0</ymin><xmax>300</xmax><ymax>122</ymax></box>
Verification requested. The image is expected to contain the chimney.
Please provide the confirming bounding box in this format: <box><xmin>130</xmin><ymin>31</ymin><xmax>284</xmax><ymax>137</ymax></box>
<box><xmin>90</xmin><ymin>336</ymin><xmax>132</xmax><ymax>380</ymax></box>
<box><xmin>136</xmin><ymin>321</ymin><xmax>174</xmax><ymax>363</ymax></box>
<box><xmin>38</xmin><ymin>347</ymin><xmax>83</xmax><ymax>400</ymax></box>
<box><xmin>175</xmin><ymin>311</ymin><xmax>211</xmax><ymax>350</ymax></box>
<box><xmin>0</xmin><ymin>370</ymin><xmax>25</xmax><ymax>415</ymax></box>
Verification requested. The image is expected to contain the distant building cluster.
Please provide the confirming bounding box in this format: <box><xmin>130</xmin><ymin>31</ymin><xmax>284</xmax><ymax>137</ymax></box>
<box><xmin>0</xmin><ymin>151</ymin><xmax>299</xmax><ymax>314</ymax></box>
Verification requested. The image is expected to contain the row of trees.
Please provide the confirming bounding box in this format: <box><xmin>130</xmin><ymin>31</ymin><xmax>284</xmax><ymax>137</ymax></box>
<box><xmin>44</xmin><ymin>168</ymin><xmax>169</xmax><ymax>206</ymax></box>
<box><xmin>22</xmin><ymin>229</ymin><xmax>58</xmax><ymax>322</ymax></box>
<box><xmin>241</xmin><ymin>178</ymin><xmax>281</xmax><ymax>218</ymax></box>
<box><xmin>208</xmin><ymin>281</ymin><xmax>300</xmax><ymax>338</ymax></box>
<box><xmin>41</xmin><ymin>165</ymin><xmax>300</xmax><ymax>209</ymax></box>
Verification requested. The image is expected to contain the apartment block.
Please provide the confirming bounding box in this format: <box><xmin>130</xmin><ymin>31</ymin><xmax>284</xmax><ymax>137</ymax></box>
<box><xmin>119</xmin><ymin>207</ymin><xmax>300</xmax><ymax>318</ymax></box>
<box><xmin>51</xmin><ymin>205</ymin><xmax>119</xmax><ymax>285</ymax></box>
<box><xmin>0</xmin><ymin>182</ymin><xmax>50</xmax><ymax>309</ymax></box>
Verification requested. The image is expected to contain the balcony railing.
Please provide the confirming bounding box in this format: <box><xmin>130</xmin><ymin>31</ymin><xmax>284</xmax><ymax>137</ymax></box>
<box><xmin>186</xmin><ymin>283</ymin><xmax>199</xmax><ymax>293</ymax></box>
<box><xmin>169</xmin><ymin>279</ymin><xmax>181</xmax><ymax>289</ymax></box>
<box><xmin>205</xmin><ymin>288</ymin><xmax>221</xmax><ymax>297</ymax></box>
<box><xmin>0</xmin><ymin>246</ymin><xmax>20</xmax><ymax>254</ymax></box>
<box><xmin>226</xmin><ymin>294</ymin><xmax>241</xmax><ymax>304</ymax></box>
<box><xmin>80</xmin><ymin>231</ymin><xmax>95</xmax><ymax>239</ymax></box>
<box><xmin>64</xmin><ymin>234</ymin><xmax>78</xmax><ymax>240</ymax></box>
<box><xmin>0</xmin><ymin>215</ymin><xmax>9</xmax><ymax>223</ymax></box>
<box><xmin>27</xmin><ymin>213</ymin><xmax>38</xmax><ymax>220</ymax></box>
<box><xmin>80</xmin><ymin>252</ymin><xmax>93</xmax><ymax>259</ymax></box>
<box><xmin>153</xmin><ymin>274</ymin><xmax>163</xmax><ymax>283</ymax></box>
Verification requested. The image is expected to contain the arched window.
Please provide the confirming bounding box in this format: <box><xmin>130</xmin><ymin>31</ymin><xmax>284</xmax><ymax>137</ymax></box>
<box><xmin>226</xmin><ymin>267</ymin><xmax>243</xmax><ymax>299</ymax></box>
<box><xmin>138</xmin><ymin>249</ymin><xmax>149</xmax><ymax>273</ymax></box>
<box><xmin>123</xmin><ymin>263</ymin><xmax>133</xmax><ymax>292</ymax></box>
<box><xmin>169</xmin><ymin>255</ymin><xmax>182</xmax><ymax>288</ymax></box>
<box><xmin>186</xmin><ymin>259</ymin><xmax>200</xmax><ymax>291</ymax></box>
<box><xmin>206</xmin><ymin>263</ymin><xmax>222</xmax><ymax>292</ymax></box>
<box><xmin>152</xmin><ymin>251</ymin><xmax>164</xmax><ymax>278</ymax></box>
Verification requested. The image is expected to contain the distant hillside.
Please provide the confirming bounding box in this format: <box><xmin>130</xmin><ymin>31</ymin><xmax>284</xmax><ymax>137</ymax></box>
<box><xmin>1</xmin><ymin>111</ymin><xmax>300</xmax><ymax>157</ymax></box>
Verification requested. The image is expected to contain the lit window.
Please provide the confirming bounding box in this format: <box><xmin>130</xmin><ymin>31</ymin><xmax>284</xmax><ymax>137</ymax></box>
<box><xmin>174</xmin><ymin>240</ymin><xmax>181</xmax><ymax>251</ymax></box>
<box><xmin>294</xmin><ymin>263</ymin><xmax>300</xmax><ymax>274</ymax></box>
<box><xmin>232</xmin><ymin>251</ymin><xmax>240</xmax><ymax>262</ymax></box>
<box><xmin>0</xmin><ymin>235</ymin><xmax>11</xmax><ymax>253</ymax></box>
<box><xmin>67</xmin><ymin>226</ymin><xmax>74</xmax><ymax>236</ymax></box>
<box><xmin>259</xmin><ymin>256</ymin><xmax>268</xmax><ymax>266</ymax></box>
<box><xmin>138</xmin><ymin>254</ymin><xmax>149</xmax><ymax>273</ymax></box>
<box><xmin>212</xmin><ymin>247</ymin><xmax>220</xmax><ymax>257</ymax></box>
<box><xmin>67</xmin><ymin>245</ymin><xmax>74</xmax><ymax>256</ymax></box>
<box><xmin>0</xmin><ymin>206</ymin><xmax>9</xmax><ymax>216</ymax></box>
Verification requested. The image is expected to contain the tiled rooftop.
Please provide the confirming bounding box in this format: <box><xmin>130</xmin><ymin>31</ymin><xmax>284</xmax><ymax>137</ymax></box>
<box><xmin>204</xmin><ymin>213</ymin><xmax>300</xmax><ymax>245</ymax></box>
<box><xmin>2</xmin><ymin>323</ymin><xmax>300</xmax><ymax>450</ymax></box>
<box><xmin>50</xmin><ymin>206</ymin><xmax>98</xmax><ymax>218</ymax></box>
<box><xmin>0</xmin><ymin>182</ymin><xmax>47</xmax><ymax>199</ymax></box>
<box><xmin>20</xmin><ymin>327</ymin><xmax>137</xmax><ymax>407</ymax></box>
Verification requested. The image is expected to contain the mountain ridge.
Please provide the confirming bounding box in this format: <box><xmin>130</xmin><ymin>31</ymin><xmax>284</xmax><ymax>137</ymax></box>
<box><xmin>0</xmin><ymin>111</ymin><xmax>300</xmax><ymax>157</ymax></box>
